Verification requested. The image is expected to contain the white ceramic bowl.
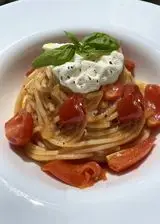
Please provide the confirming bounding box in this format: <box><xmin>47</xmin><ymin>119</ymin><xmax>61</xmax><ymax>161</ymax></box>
<box><xmin>1</xmin><ymin>28</ymin><xmax>160</xmax><ymax>205</ymax></box>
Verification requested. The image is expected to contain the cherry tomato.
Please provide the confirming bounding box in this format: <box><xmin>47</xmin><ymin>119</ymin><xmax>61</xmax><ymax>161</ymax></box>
<box><xmin>5</xmin><ymin>110</ymin><xmax>33</xmax><ymax>146</ymax></box>
<box><xmin>107</xmin><ymin>136</ymin><xmax>155</xmax><ymax>172</ymax></box>
<box><xmin>145</xmin><ymin>85</ymin><xmax>160</xmax><ymax>128</ymax></box>
<box><xmin>117</xmin><ymin>94</ymin><xmax>143</xmax><ymax>122</ymax></box>
<box><xmin>42</xmin><ymin>160</ymin><xmax>106</xmax><ymax>188</ymax></box>
<box><xmin>117</xmin><ymin>84</ymin><xmax>144</xmax><ymax>123</ymax></box>
<box><xmin>102</xmin><ymin>81</ymin><xmax>124</xmax><ymax>101</ymax></box>
<box><xmin>145</xmin><ymin>84</ymin><xmax>160</xmax><ymax>113</ymax></box>
<box><xmin>123</xmin><ymin>84</ymin><xmax>144</xmax><ymax>109</ymax></box>
<box><xmin>59</xmin><ymin>94</ymin><xmax>85</xmax><ymax>125</ymax></box>
<box><xmin>124</xmin><ymin>59</ymin><xmax>135</xmax><ymax>76</ymax></box>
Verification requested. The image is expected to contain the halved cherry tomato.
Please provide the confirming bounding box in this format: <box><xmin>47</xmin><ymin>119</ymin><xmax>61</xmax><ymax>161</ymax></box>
<box><xmin>117</xmin><ymin>84</ymin><xmax>144</xmax><ymax>123</ymax></box>
<box><xmin>107</xmin><ymin>136</ymin><xmax>155</xmax><ymax>172</ymax></box>
<box><xmin>127</xmin><ymin>84</ymin><xmax>144</xmax><ymax>111</ymax></box>
<box><xmin>145</xmin><ymin>85</ymin><xmax>160</xmax><ymax>128</ymax></box>
<box><xmin>124</xmin><ymin>59</ymin><xmax>135</xmax><ymax>76</ymax></box>
<box><xmin>25</xmin><ymin>68</ymin><xmax>35</xmax><ymax>77</ymax></box>
<box><xmin>5</xmin><ymin>110</ymin><xmax>33</xmax><ymax>146</ymax></box>
<box><xmin>118</xmin><ymin>94</ymin><xmax>143</xmax><ymax>122</ymax></box>
<box><xmin>123</xmin><ymin>84</ymin><xmax>144</xmax><ymax>108</ymax></box>
<box><xmin>145</xmin><ymin>84</ymin><xmax>160</xmax><ymax>112</ymax></box>
<box><xmin>102</xmin><ymin>81</ymin><xmax>124</xmax><ymax>101</ymax></box>
<box><xmin>59</xmin><ymin>94</ymin><xmax>85</xmax><ymax>125</ymax></box>
<box><xmin>42</xmin><ymin>160</ymin><xmax>106</xmax><ymax>188</ymax></box>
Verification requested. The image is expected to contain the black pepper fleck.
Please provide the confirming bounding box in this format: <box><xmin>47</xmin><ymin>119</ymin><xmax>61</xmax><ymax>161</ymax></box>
<box><xmin>68</xmin><ymin>66</ymin><xmax>70</xmax><ymax>69</ymax></box>
<box><xmin>96</xmin><ymin>80</ymin><xmax>99</xmax><ymax>83</ymax></box>
<box><xmin>67</xmin><ymin>76</ymin><xmax>70</xmax><ymax>79</ymax></box>
<box><xmin>71</xmin><ymin>66</ymin><xmax>73</xmax><ymax>69</ymax></box>
<box><xmin>79</xmin><ymin>68</ymin><xmax>81</xmax><ymax>72</ymax></box>
<box><xmin>109</xmin><ymin>61</ymin><xmax>113</xmax><ymax>64</ymax></box>
<box><xmin>89</xmin><ymin>77</ymin><xmax>91</xmax><ymax>80</ymax></box>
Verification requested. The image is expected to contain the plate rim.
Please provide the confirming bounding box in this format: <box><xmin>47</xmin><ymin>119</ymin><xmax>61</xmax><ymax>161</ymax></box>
<box><xmin>0</xmin><ymin>1</ymin><xmax>160</xmax><ymax>223</ymax></box>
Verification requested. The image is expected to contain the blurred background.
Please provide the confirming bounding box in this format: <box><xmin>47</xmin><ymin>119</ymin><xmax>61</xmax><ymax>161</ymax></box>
<box><xmin>0</xmin><ymin>0</ymin><xmax>160</xmax><ymax>6</ymax></box>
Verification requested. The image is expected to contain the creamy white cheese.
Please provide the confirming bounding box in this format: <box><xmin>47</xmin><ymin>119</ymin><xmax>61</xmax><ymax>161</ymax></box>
<box><xmin>43</xmin><ymin>43</ymin><xmax>124</xmax><ymax>94</ymax></box>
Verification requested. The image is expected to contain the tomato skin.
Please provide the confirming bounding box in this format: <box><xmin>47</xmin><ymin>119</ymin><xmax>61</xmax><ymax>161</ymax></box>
<box><xmin>59</xmin><ymin>94</ymin><xmax>85</xmax><ymax>125</ymax></box>
<box><xmin>102</xmin><ymin>81</ymin><xmax>124</xmax><ymax>101</ymax></box>
<box><xmin>107</xmin><ymin>137</ymin><xmax>155</xmax><ymax>172</ymax></box>
<box><xmin>5</xmin><ymin>110</ymin><xmax>33</xmax><ymax>146</ymax></box>
<box><xmin>145</xmin><ymin>85</ymin><xmax>160</xmax><ymax>128</ymax></box>
<box><xmin>123</xmin><ymin>84</ymin><xmax>144</xmax><ymax>107</ymax></box>
<box><xmin>118</xmin><ymin>94</ymin><xmax>143</xmax><ymax>122</ymax></box>
<box><xmin>42</xmin><ymin>160</ymin><xmax>106</xmax><ymax>188</ymax></box>
<box><xmin>145</xmin><ymin>85</ymin><xmax>160</xmax><ymax>112</ymax></box>
<box><xmin>124</xmin><ymin>59</ymin><xmax>135</xmax><ymax>76</ymax></box>
<box><xmin>117</xmin><ymin>84</ymin><xmax>144</xmax><ymax>123</ymax></box>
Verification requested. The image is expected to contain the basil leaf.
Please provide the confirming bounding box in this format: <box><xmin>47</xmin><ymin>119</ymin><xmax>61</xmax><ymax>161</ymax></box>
<box><xmin>77</xmin><ymin>44</ymin><xmax>108</xmax><ymax>60</ymax></box>
<box><xmin>82</xmin><ymin>32</ymin><xmax>120</xmax><ymax>51</ymax></box>
<box><xmin>32</xmin><ymin>44</ymin><xmax>75</xmax><ymax>68</ymax></box>
<box><xmin>79</xmin><ymin>48</ymin><xmax>110</xmax><ymax>60</ymax></box>
<box><xmin>64</xmin><ymin>31</ymin><xmax>80</xmax><ymax>48</ymax></box>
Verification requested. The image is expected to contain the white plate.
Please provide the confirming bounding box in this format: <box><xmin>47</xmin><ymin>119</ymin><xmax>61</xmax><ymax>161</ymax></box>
<box><xmin>0</xmin><ymin>1</ymin><xmax>160</xmax><ymax>224</ymax></box>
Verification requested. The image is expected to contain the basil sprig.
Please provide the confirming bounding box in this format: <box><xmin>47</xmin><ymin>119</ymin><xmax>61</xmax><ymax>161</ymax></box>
<box><xmin>79</xmin><ymin>32</ymin><xmax>120</xmax><ymax>60</ymax></box>
<box><xmin>82</xmin><ymin>32</ymin><xmax>119</xmax><ymax>51</ymax></box>
<box><xmin>32</xmin><ymin>32</ymin><xmax>120</xmax><ymax>68</ymax></box>
<box><xmin>33</xmin><ymin>44</ymin><xmax>75</xmax><ymax>68</ymax></box>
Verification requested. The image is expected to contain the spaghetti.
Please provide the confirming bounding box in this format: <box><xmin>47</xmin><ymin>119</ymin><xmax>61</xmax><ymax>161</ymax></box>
<box><xmin>13</xmin><ymin>67</ymin><xmax>144</xmax><ymax>160</ymax></box>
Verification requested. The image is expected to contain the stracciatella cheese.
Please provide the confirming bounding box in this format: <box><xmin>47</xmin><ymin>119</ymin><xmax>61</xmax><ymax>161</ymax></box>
<box><xmin>43</xmin><ymin>43</ymin><xmax>124</xmax><ymax>93</ymax></box>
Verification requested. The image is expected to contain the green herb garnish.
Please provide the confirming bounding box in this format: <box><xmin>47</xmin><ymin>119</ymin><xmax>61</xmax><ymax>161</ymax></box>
<box><xmin>32</xmin><ymin>32</ymin><xmax>120</xmax><ymax>68</ymax></box>
<box><xmin>33</xmin><ymin>44</ymin><xmax>75</xmax><ymax>68</ymax></box>
<box><xmin>64</xmin><ymin>31</ymin><xmax>81</xmax><ymax>49</ymax></box>
<box><xmin>82</xmin><ymin>32</ymin><xmax>119</xmax><ymax>51</ymax></box>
